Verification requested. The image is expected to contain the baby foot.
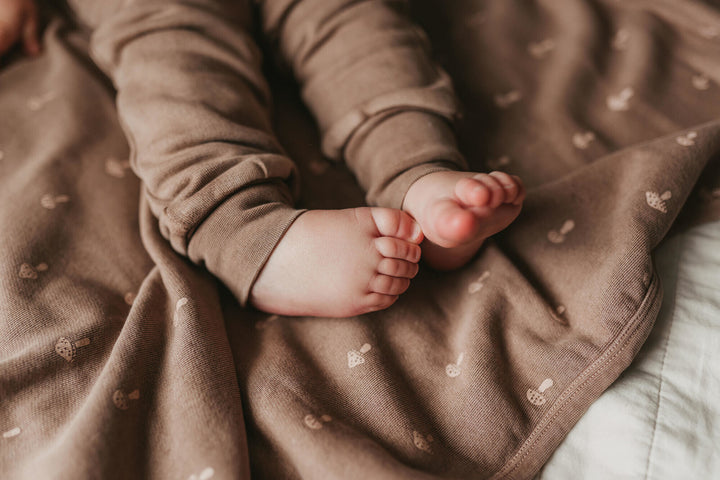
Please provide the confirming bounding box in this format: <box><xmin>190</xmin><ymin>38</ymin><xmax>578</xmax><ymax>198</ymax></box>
<box><xmin>249</xmin><ymin>208</ymin><xmax>423</xmax><ymax>317</ymax></box>
<box><xmin>403</xmin><ymin>171</ymin><xmax>525</xmax><ymax>270</ymax></box>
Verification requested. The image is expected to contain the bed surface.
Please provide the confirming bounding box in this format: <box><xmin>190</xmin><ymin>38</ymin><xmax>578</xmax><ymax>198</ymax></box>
<box><xmin>540</xmin><ymin>219</ymin><xmax>720</xmax><ymax>479</ymax></box>
<box><xmin>1</xmin><ymin>1</ymin><xmax>719</xmax><ymax>479</ymax></box>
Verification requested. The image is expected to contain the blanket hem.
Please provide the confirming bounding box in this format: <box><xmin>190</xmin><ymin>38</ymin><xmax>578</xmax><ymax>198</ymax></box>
<box><xmin>490</xmin><ymin>270</ymin><xmax>663</xmax><ymax>480</ymax></box>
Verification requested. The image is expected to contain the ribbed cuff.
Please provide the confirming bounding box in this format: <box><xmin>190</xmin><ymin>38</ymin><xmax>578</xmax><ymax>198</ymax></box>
<box><xmin>344</xmin><ymin>111</ymin><xmax>467</xmax><ymax>208</ymax></box>
<box><xmin>187</xmin><ymin>181</ymin><xmax>305</xmax><ymax>306</ymax></box>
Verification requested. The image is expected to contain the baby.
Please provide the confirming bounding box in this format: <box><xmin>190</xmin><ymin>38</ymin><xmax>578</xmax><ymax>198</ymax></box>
<box><xmin>1</xmin><ymin>0</ymin><xmax>524</xmax><ymax>318</ymax></box>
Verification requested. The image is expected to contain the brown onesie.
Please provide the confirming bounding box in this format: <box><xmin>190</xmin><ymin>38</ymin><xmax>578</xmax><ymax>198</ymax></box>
<box><xmin>68</xmin><ymin>0</ymin><xmax>468</xmax><ymax>306</ymax></box>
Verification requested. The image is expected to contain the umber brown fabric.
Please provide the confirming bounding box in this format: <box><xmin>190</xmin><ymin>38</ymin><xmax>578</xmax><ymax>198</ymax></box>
<box><xmin>1</xmin><ymin>0</ymin><xmax>719</xmax><ymax>479</ymax></box>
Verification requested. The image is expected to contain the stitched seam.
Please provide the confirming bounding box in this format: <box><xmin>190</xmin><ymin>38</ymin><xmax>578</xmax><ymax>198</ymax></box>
<box><xmin>490</xmin><ymin>272</ymin><xmax>661</xmax><ymax>480</ymax></box>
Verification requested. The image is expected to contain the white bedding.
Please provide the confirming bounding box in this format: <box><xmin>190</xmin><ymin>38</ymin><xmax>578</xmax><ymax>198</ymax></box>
<box><xmin>537</xmin><ymin>219</ymin><xmax>720</xmax><ymax>479</ymax></box>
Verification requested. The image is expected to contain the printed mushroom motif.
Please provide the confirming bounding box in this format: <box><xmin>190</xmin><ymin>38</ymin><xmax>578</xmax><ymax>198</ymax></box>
<box><xmin>124</xmin><ymin>292</ymin><xmax>136</xmax><ymax>305</ymax></box>
<box><xmin>188</xmin><ymin>467</ymin><xmax>215</xmax><ymax>480</ymax></box>
<box><xmin>445</xmin><ymin>353</ymin><xmax>465</xmax><ymax>378</ymax></box>
<box><xmin>528</xmin><ymin>39</ymin><xmax>555</xmax><ymax>58</ymax></box>
<box><xmin>55</xmin><ymin>336</ymin><xmax>91</xmax><ymax>362</ymax></box>
<box><xmin>676</xmin><ymin>131</ymin><xmax>697</xmax><ymax>147</ymax></box>
<box><xmin>173</xmin><ymin>297</ymin><xmax>189</xmax><ymax>326</ymax></box>
<box><xmin>18</xmin><ymin>262</ymin><xmax>48</xmax><ymax>279</ymax></box>
<box><xmin>606</xmin><ymin>87</ymin><xmax>634</xmax><ymax>111</ymax></box>
<box><xmin>112</xmin><ymin>389</ymin><xmax>140</xmax><ymax>410</ymax></box>
<box><xmin>304</xmin><ymin>414</ymin><xmax>332</xmax><ymax>430</ymax></box>
<box><xmin>646</xmin><ymin>191</ymin><xmax>672</xmax><ymax>213</ymax></box>
<box><xmin>527</xmin><ymin>378</ymin><xmax>555</xmax><ymax>406</ymax></box>
<box><xmin>27</xmin><ymin>91</ymin><xmax>57</xmax><ymax>111</ymax></box>
<box><xmin>347</xmin><ymin>343</ymin><xmax>372</xmax><ymax>369</ymax></box>
<box><xmin>468</xmin><ymin>271</ymin><xmax>490</xmax><ymax>294</ymax></box>
<box><xmin>612</xmin><ymin>29</ymin><xmax>630</xmax><ymax>50</ymax></box>
<box><xmin>699</xmin><ymin>25</ymin><xmax>719</xmax><ymax>39</ymax></box>
<box><xmin>40</xmin><ymin>194</ymin><xmax>70</xmax><ymax>209</ymax></box>
<box><xmin>549</xmin><ymin>305</ymin><xmax>567</xmax><ymax>324</ymax></box>
<box><xmin>412</xmin><ymin>431</ymin><xmax>434</xmax><ymax>453</ymax></box>
<box><xmin>2</xmin><ymin>427</ymin><xmax>21</xmax><ymax>439</ymax></box>
<box><xmin>105</xmin><ymin>157</ymin><xmax>132</xmax><ymax>178</ymax></box>
<box><xmin>485</xmin><ymin>156</ymin><xmax>510</xmax><ymax>170</ymax></box>
<box><xmin>308</xmin><ymin>159</ymin><xmax>329</xmax><ymax>175</ymax></box>
<box><xmin>494</xmin><ymin>90</ymin><xmax>522</xmax><ymax>109</ymax></box>
<box><xmin>572</xmin><ymin>131</ymin><xmax>596</xmax><ymax>150</ymax></box>
<box><xmin>692</xmin><ymin>74</ymin><xmax>710</xmax><ymax>91</ymax></box>
<box><xmin>547</xmin><ymin>219</ymin><xmax>575</xmax><ymax>244</ymax></box>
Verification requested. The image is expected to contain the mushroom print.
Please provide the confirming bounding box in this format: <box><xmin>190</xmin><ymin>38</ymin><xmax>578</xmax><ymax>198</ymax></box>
<box><xmin>485</xmin><ymin>155</ymin><xmax>510</xmax><ymax>170</ymax></box>
<box><xmin>27</xmin><ymin>91</ymin><xmax>57</xmax><ymax>111</ymax></box>
<box><xmin>445</xmin><ymin>353</ymin><xmax>465</xmax><ymax>378</ymax></box>
<box><xmin>2</xmin><ymin>427</ymin><xmax>21</xmax><ymax>439</ymax></box>
<box><xmin>550</xmin><ymin>305</ymin><xmax>567</xmax><ymax>324</ymax></box>
<box><xmin>606</xmin><ymin>87</ymin><xmax>634</xmax><ymax>111</ymax></box>
<box><xmin>105</xmin><ymin>157</ymin><xmax>132</xmax><ymax>178</ymax></box>
<box><xmin>187</xmin><ymin>467</ymin><xmax>215</xmax><ymax>480</ymax></box>
<box><xmin>308</xmin><ymin>159</ymin><xmax>329</xmax><ymax>175</ymax></box>
<box><xmin>547</xmin><ymin>219</ymin><xmax>575</xmax><ymax>244</ymax></box>
<box><xmin>494</xmin><ymin>90</ymin><xmax>522</xmax><ymax>109</ymax></box>
<box><xmin>468</xmin><ymin>271</ymin><xmax>490</xmax><ymax>294</ymax></box>
<box><xmin>412</xmin><ymin>431</ymin><xmax>434</xmax><ymax>453</ymax></box>
<box><xmin>676</xmin><ymin>131</ymin><xmax>697</xmax><ymax>146</ymax></box>
<box><xmin>173</xmin><ymin>297</ymin><xmax>188</xmax><ymax>326</ymax></box>
<box><xmin>699</xmin><ymin>25</ymin><xmax>719</xmax><ymax>39</ymax></box>
<box><xmin>527</xmin><ymin>378</ymin><xmax>555</xmax><ymax>406</ymax></box>
<box><xmin>18</xmin><ymin>262</ymin><xmax>48</xmax><ymax>279</ymax></box>
<box><xmin>692</xmin><ymin>74</ymin><xmax>710</xmax><ymax>91</ymax></box>
<box><xmin>112</xmin><ymin>389</ymin><xmax>140</xmax><ymax>410</ymax></box>
<box><xmin>646</xmin><ymin>191</ymin><xmax>672</xmax><ymax>213</ymax></box>
<box><xmin>40</xmin><ymin>194</ymin><xmax>70</xmax><ymax>209</ymax></box>
<box><xmin>347</xmin><ymin>343</ymin><xmax>372</xmax><ymax>369</ymax></box>
<box><xmin>304</xmin><ymin>414</ymin><xmax>332</xmax><ymax>430</ymax></box>
<box><xmin>612</xmin><ymin>29</ymin><xmax>630</xmax><ymax>50</ymax></box>
<box><xmin>55</xmin><ymin>336</ymin><xmax>91</xmax><ymax>362</ymax></box>
<box><xmin>572</xmin><ymin>131</ymin><xmax>596</xmax><ymax>150</ymax></box>
<box><xmin>124</xmin><ymin>292</ymin><xmax>136</xmax><ymax>305</ymax></box>
<box><xmin>528</xmin><ymin>39</ymin><xmax>555</xmax><ymax>58</ymax></box>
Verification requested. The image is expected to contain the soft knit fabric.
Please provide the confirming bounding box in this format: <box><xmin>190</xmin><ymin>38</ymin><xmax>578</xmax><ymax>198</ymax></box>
<box><xmin>68</xmin><ymin>0</ymin><xmax>466</xmax><ymax>304</ymax></box>
<box><xmin>1</xmin><ymin>1</ymin><xmax>719</xmax><ymax>479</ymax></box>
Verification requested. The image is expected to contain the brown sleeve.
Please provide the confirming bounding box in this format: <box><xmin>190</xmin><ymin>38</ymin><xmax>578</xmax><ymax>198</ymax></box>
<box><xmin>66</xmin><ymin>0</ymin><xmax>304</xmax><ymax>306</ymax></box>
<box><xmin>258</xmin><ymin>0</ymin><xmax>468</xmax><ymax>208</ymax></box>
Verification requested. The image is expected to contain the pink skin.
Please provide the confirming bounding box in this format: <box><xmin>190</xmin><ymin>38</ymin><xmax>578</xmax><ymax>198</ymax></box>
<box><xmin>0</xmin><ymin>0</ymin><xmax>40</xmax><ymax>58</ymax></box>
<box><xmin>402</xmin><ymin>170</ymin><xmax>525</xmax><ymax>270</ymax></box>
<box><xmin>250</xmin><ymin>208</ymin><xmax>423</xmax><ymax>317</ymax></box>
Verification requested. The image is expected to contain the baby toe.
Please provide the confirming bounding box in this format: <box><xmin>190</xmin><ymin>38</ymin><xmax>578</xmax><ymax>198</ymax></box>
<box><xmin>489</xmin><ymin>171</ymin><xmax>520</xmax><ymax>204</ymax></box>
<box><xmin>369</xmin><ymin>274</ymin><xmax>411</xmax><ymax>296</ymax></box>
<box><xmin>511</xmin><ymin>175</ymin><xmax>526</xmax><ymax>205</ymax></box>
<box><xmin>370</xmin><ymin>208</ymin><xmax>423</xmax><ymax>243</ymax></box>
<box><xmin>374</xmin><ymin>237</ymin><xmax>422</xmax><ymax>263</ymax></box>
<box><xmin>472</xmin><ymin>173</ymin><xmax>505</xmax><ymax>208</ymax></box>
<box><xmin>377</xmin><ymin>258</ymin><xmax>419</xmax><ymax>279</ymax></box>
<box><xmin>455</xmin><ymin>177</ymin><xmax>491</xmax><ymax>207</ymax></box>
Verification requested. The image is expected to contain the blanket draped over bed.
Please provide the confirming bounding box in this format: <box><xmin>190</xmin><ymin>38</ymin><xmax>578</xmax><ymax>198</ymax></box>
<box><xmin>1</xmin><ymin>0</ymin><xmax>719</xmax><ymax>478</ymax></box>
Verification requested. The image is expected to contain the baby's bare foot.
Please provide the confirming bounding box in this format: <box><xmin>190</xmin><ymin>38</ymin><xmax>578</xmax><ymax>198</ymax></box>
<box><xmin>403</xmin><ymin>171</ymin><xmax>525</xmax><ymax>270</ymax></box>
<box><xmin>249</xmin><ymin>208</ymin><xmax>423</xmax><ymax>317</ymax></box>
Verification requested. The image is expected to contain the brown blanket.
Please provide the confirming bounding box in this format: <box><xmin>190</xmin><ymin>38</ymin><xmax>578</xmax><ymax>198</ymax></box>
<box><xmin>1</xmin><ymin>0</ymin><xmax>719</xmax><ymax>479</ymax></box>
